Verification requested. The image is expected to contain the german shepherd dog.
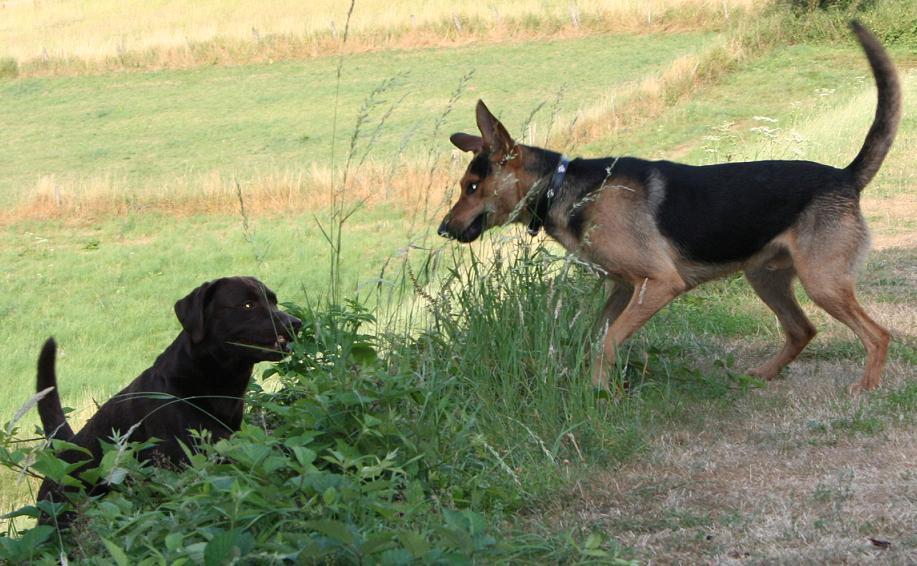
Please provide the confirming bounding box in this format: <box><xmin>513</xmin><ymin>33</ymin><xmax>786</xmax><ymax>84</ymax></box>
<box><xmin>438</xmin><ymin>22</ymin><xmax>900</xmax><ymax>394</ymax></box>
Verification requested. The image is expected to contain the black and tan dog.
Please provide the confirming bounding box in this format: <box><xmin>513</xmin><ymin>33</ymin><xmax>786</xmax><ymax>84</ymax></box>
<box><xmin>35</xmin><ymin>276</ymin><xmax>301</xmax><ymax>511</ymax></box>
<box><xmin>438</xmin><ymin>22</ymin><xmax>900</xmax><ymax>394</ymax></box>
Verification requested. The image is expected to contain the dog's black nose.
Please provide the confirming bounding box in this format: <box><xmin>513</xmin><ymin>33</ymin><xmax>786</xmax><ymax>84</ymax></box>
<box><xmin>437</xmin><ymin>220</ymin><xmax>451</xmax><ymax>238</ymax></box>
<box><xmin>288</xmin><ymin>314</ymin><xmax>303</xmax><ymax>335</ymax></box>
<box><xmin>278</xmin><ymin>312</ymin><xmax>301</xmax><ymax>336</ymax></box>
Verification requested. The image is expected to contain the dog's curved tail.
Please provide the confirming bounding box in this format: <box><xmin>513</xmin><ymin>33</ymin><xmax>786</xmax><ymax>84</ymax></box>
<box><xmin>845</xmin><ymin>20</ymin><xmax>902</xmax><ymax>192</ymax></box>
<box><xmin>36</xmin><ymin>338</ymin><xmax>75</xmax><ymax>442</ymax></box>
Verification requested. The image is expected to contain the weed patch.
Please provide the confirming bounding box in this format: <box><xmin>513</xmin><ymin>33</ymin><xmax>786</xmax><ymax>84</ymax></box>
<box><xmin>1</xmin><ymin>243</ymin><xmax>693</xmax><ymax>562</ymax></box>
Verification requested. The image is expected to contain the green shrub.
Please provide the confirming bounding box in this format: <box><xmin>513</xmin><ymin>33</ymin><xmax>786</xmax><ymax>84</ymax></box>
<box><xmin>0</xmin><ymin>247</ymin><xmax>648</xmax><ymax>563</ymax></box>
<box><xmin>863</xmin><ymin>0</ymin><xmax>917</xmax><ymax>48</ymax></box>
<box><xmin>767</xmin><ymin>0</ymin><xmax>917</xmax><ymax>48</ymax></box>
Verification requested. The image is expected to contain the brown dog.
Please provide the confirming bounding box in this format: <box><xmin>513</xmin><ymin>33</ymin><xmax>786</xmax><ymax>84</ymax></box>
<box><xmin>35</xmin><ymin>276</ymin><xmax>301</xmax><ymax>514</ymax></box>
<box><xmin>438</xmin><ymin>22</ymin><xmax>900</xmax><ymax>393</ymax></box>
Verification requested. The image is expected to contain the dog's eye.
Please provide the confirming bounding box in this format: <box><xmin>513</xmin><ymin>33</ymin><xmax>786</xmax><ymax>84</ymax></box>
<box><xmin>242</xmin><ymin>302</ymin><xmax>255</xmax><ymax>310</ymax></box>
<box><xmin>467</xmin><ymin>182</ymin><xmax>478</xmax><ymax>194</ymax></box>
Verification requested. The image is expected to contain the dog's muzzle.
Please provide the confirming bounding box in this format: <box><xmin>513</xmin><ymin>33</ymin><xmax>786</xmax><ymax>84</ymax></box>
<box><xmin>272</xmin><ymin>313</ymin><xmax>302</xmax><ymax>354</ymax></box>
<box><xmin>438</xmin><ymin>213</ymin><xmax>486</xmax><ymax>243</ymax></box>
<box><xmin>273</xmin><ymin>335</ymin><xmax>292</xmax><ymax>353</ymax></box>
<box><xmin>437</xmin><ymin>219</ymin><xmax>452</xmax><ymax>239</ymax></box>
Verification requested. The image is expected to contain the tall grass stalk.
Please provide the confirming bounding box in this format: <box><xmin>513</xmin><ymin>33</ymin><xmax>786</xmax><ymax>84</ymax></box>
<box><xmin>326</xmin><ymin>0</ymin><xmax>357</xmax><ymax>304</ymax></box>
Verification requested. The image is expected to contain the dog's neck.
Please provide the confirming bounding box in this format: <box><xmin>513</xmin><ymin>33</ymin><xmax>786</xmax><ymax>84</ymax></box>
<box><xmin>515</xmin><ymin>146</ymin><xmax>566</xmax><ymax>230</ymax></box>
<box><xmin>153</xmin><ymin>333</ymin><xmax>254</xmax><ymax>394</ymax></box>
<box><xmin>527</xmin><ymin>154</ymin><xmax>570</xmax><ymax>235</ymax></box>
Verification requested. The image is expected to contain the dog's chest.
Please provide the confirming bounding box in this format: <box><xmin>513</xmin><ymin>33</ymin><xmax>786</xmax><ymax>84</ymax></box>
<box><xmin>545</xmin><ymin>221</ymin><xmax>583</xmax><ymax>254</ymax></box>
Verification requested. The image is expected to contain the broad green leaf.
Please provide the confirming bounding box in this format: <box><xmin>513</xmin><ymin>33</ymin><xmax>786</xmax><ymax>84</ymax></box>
<box><xmin>303</xmin><ymin>519</ymin><xmax>355</xmax><ymax>547</ymax></box>
<box><xmin>379</xmin><ymin>548</ymin><xmax>413</xmax><ymax>565</ymax></box>
<box><xmin>165</xmin><ymin>532</ymin><xmax>183</xmax><ymax>552</ymax></box>
<box><xmin>204</xmin><ymin>529</ymin><xmax>240</xmax><ymax>566</ymax></box>
<box><xmin>399</xmin><ymin>531</ymin><xmax>430</xmax><ymax>558</ymax></box>
<box><xmin>100</xmin><ymin>537</ymin><xmax>130</xmax><ymax>566</ymax></box>
<box><xmin>360</xmin><ymin>532</ymin><xmax>396</xmax><ymax>555</ymax></box>
<box><xmin>1</xmin><ymin>505</ymin><xmax>40</xmax><ymax>520</ymax></box>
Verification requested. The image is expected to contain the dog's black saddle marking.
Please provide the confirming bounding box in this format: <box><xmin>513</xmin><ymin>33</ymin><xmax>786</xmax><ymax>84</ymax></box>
<box><xmin>649</xmin><ymin>158</ymin><xmax>854</xmax><ymax>263</ymax></box>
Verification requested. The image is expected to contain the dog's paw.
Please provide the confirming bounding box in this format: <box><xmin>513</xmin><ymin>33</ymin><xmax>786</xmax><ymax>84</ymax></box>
<box><xmin>747</xmin><ymin>366</ymin><xmax>779</xmax><ymax>381</ymax></box>
<box><xmin>847</xmin><ymin>380</ymin><xmax>879</xmax><ymax>396</ymax></box>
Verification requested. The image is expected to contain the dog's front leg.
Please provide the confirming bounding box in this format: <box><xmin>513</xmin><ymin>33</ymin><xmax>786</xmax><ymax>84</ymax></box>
<box><xmin>592</xmin><ymin>280</ymin><xmax>634</xmax><ymax>340</ymax></box>
<box><xmin>592</xmin><ymin>274</ymin><xmax>685</xmax><ymax>388</ymax></box>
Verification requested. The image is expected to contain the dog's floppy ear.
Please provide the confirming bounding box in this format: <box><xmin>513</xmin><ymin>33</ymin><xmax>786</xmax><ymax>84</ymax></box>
<box><xmin>450</xmin><ymin>132</ymin><xmax>483</xmax><ymax>153</ymax></box>
<box><xmin>174</xmin><ymin>280</ymin><xmax>214</xmax><ymax>343</ymax></box>
<box><xmin>475</xmin><ymin>100</ymin><xmax>516</xmax><ymax>162</ymax></box>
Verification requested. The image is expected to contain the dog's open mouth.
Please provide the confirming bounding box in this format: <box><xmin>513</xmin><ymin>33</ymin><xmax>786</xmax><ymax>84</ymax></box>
<box><xmin>456</xmin><ymin>212</ymin><xmax>487</xmax><ymax>243</ymax></box>
<box><xmin>272</xmin><ymin>335</ymin><xmax>293</xmax><ymax>353</ymax></box>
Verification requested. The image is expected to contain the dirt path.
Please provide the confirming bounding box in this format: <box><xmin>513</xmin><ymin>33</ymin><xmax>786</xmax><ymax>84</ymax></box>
<box><xmin>547</xmin><ymin>243</ymin><xmax>916</xmax><ymax>564</ymax></box>
<box><xmin>553</xmin><ymin>355</ymin><xmax>915</xmax><ymax>564</ymax></box>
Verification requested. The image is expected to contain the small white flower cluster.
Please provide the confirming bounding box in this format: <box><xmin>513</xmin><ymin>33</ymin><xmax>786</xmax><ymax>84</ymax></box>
<box><xmin>297</xmin><ymin>349</ymin><xmax>337</xmax><ymax>371</ymax></box>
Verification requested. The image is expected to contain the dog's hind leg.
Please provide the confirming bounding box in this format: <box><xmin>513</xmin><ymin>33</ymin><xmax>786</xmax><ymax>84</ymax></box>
<box><xmin>592</xmin><ymin>273</ymin><xmax>685</xmax><ymax>388</ymax></box>
<box><xmin>792</xmin><ymin>213</ymin><xmax>890</xmax><ymax>393</ymax></box>
<box><xmin>744</xmin><ymin>264</ymin><xmax>817</xmax><ymax>380</ymax></box>
<box><xmin>800</xmin><ymin>277</ymin><xmax>889</xmax><ymax>393</ymax></box>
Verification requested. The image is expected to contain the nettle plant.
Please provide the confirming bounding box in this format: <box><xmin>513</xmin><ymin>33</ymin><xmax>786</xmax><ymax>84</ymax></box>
<box><xmin>0</xmin><ymin>248</ymin><xmax>655</xmax><ymax>563</ymax></box>
<box><xmin>0</xmin><ymin>302</ymin><xmax>487</xmax><ymax>563</ymax></box>
<box><xmin>0</xmin><ymin>297</ymin><xmax>591</xmax><ymax>564</ymax></box>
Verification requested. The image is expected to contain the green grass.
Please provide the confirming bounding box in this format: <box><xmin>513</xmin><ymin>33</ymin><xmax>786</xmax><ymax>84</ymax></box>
<box><xmin>0</xmin><ymin>32</ymin><xmax>711</xmax><ymax>206</ymax></box>
<box><xmin>0</xmin><ymin>28</ymin><xmax>713</xmax><ymax>438</ymax></box>
<box><xmin>0</xmin><ymin>246</ymin><xmax>742</xmax><ymax>562</ymax></box>
<box><xmin>585</xmin><ymin>43</ymin><xmax>917</xmax><ymax>163</ymax></box>
<box><xmin>0</xmin><ymin>207</ymin><xmax>419</xmax><ymax>414</ymax></box>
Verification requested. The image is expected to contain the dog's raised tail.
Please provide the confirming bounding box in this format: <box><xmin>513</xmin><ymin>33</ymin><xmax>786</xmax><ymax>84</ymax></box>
<box><xmin>846</xmin><ymin>20</ymin><xmax>902</xmax><ymax>192</ymax></box>
<box><xmin>36</xmin><ymin>338</ymin><xmax>75</xmax><ymax>442</ymax></box>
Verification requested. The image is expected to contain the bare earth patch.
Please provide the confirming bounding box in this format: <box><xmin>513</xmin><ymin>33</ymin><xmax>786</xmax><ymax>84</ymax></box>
<box><xmin>550</xmin><ymin>360</ymin><xmax>915</xmax><ymax>564</ymax></box>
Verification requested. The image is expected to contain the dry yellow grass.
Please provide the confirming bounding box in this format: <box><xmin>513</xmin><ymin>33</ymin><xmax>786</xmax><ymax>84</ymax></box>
<box><xmin>1</xmin><ymin>158</ymin><xmax>467</xmax><ymax>223</ymax></box>
<box><xmin>545</xmin><ymin>362</ymin><xmax>916</xmax><ymax>562</ymax></box>
<box><xmin>1</xmin><ymin>0</ymin><xmax>761</xmax><ymax>75</ymax></box>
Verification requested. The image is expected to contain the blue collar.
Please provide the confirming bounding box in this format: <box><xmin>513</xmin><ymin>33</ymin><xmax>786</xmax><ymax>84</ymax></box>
<box><xmin>528</xmin><ymin>155</ymin><xmax>570</xmax><ymax>236</ymax></box>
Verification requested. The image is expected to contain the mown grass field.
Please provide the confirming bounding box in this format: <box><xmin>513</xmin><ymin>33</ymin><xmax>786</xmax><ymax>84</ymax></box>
<box><xmin>0</xmin><ymin>32</ymin><xmax>710</xmax><ymax>206</ymax></box>
<box><xmin>0</xmin><ymin>0</ymin><xmax>914</xmax><ymax>562</ymax></box>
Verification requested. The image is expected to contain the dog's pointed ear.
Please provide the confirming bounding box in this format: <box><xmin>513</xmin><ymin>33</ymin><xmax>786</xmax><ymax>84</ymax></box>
<box><xmin>450</xmin><ymin>132</ymin><xmax>483</xmax><ymax>153</ymax></box>
<box><xmin>174</xmin><ymin>281</ymin><xmax>214</xmax><ymax>343</ymax></box>
<box><xmin>475</xmin><ymin>100</ymin><xmax>516</xmax><ymax>162</ymax></box>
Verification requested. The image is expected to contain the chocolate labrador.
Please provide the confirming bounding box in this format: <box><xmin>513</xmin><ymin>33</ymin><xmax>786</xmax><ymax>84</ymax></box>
<box><xmin>34</xmin><ymin>276</ymin><xmax>301</xmax><ymax>515</ymax></box>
